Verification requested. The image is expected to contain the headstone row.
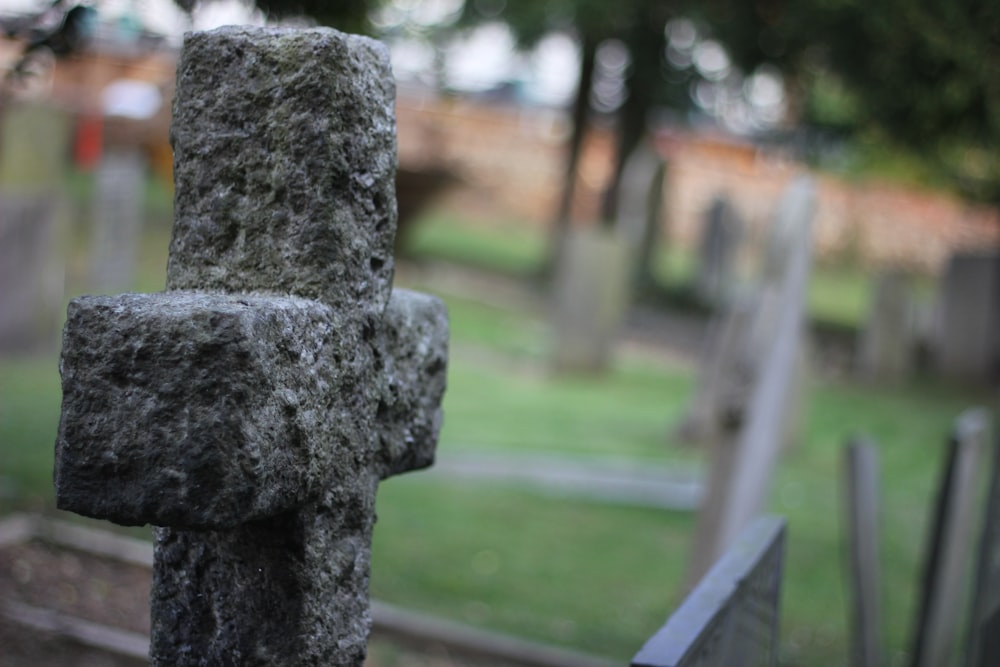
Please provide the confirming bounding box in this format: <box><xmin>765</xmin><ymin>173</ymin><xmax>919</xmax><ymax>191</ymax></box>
<box><xmin>841</xmin><ymin>409</ymin><xmax>997</xmax><ymax>667</ymax></box>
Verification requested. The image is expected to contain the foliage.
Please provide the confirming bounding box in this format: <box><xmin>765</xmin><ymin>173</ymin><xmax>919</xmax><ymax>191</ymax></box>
<box><xmin>461</xmin><ymin>0</ymin><xmax>1000</xmax><ymax>202</ymax></box>
<box><xmin>460</xmin><ymin>0</ymin><xmax>662</xmax><ymax>48</ymax></box>
<box><xmin>705</xmin><ymin>0</ymin><xmax>1000</xmax><ymax>201</ymax></box>
<box><xmin>178</xmin><ymin>0</ymin><xmax>381</xmax><ymax>33</ymax></box>
<box><xmin>254</xmin><ymin>0</ymin><xmax>378</xmax><ymax>33</ymax></box>
<box><xmin>460</xmin><ymin>1</ymin><xmax>688</xmax><ymax>226</ymax></box>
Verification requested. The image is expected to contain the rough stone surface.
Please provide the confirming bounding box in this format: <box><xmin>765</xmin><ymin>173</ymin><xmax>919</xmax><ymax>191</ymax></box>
<box><xmin>55</xmin><ymin>292</ymin><xmax>367</xmax><ymax>529</ymax></box>
<box><xmin>167</xmin><ymin>26</ymin><xmax>397</xmax><ymax>315</ymax></box>
<box><xmin>54</xmin><ymin>25</ymin><xmax>448</xmax><ymax>667</ymax></box>
<box><xmin>377</xmin><ymin>289</ymin><xmax>449</xmax><ymax>478</ymax></box>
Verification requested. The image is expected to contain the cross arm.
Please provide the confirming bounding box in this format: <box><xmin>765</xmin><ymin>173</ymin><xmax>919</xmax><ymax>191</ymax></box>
<box><xmin>375</xmin><ymin>289</ymin><xmax>449</xmax><ymax>480</ymax></box>
<box><xmin>55</xmin><ymin>291</ymin><xmax>360</xmax><ymax>530</ymax></box>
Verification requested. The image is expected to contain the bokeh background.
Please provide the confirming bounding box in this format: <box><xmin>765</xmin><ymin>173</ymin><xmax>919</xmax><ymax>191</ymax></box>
<box><xmin>0</xmin><ymin>1</ymin><xmax>998</xmax><ymax>666</ymax></box>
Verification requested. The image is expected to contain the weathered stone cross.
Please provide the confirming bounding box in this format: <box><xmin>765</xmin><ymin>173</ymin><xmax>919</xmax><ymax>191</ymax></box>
<box><xmin>53</xmin><ymin>26</ymin><xmax>448</xmax><ymax>666</ymax></box>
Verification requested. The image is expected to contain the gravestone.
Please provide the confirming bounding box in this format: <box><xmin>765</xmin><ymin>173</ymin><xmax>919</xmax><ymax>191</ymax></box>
<box><xmin>695</xmin><ymin>195</ymin><xmax>742</xmax><ymax>308</ymax></box>
<box><xmin>54</xmin><ymin>26</ymin><xmax>449</xmax><ymax>667</ymax></box>
<box><xmin>551</xmin><ymin>228</ymin><xmax>631</xmax><ymax>373</ymax></box>
<box><xmin>632</xmin><ymin>515</ymin><xmax>786</xmax><ymax>667</ymax></box>
<box><xmin>89</xmin><ymin>148</ymin><xmax>145</xmax><ymax>293</ymax></box>
<box><xmin>0</xmin><ymin>104</ymin><xmax>70</xmax><ymax>352</ymax></box>
<box><xmin>761</xmin><ymin>180</ymin><xmax>810</xmax><ymax>283</ymax></box>
<box><xmin>673</xmin><ymin>300</ymin><xmax>756</xmax><ymax>445</ymax></box>
<box><xmin>857</xmin><ymin>270</ymin><xmax>915</xmax><ymax>382</ymax></box>
<box><xmin>965</xmin><ymin>409</ymin><xmax>1000</xmax><ymax>667</ymax></box>
<box><xmin>843</xmin><ymin>437</ymin><xmax>883</xmax><ymax>667</ymax></box>
<box><xmin>688</xmin><ymin>177</ymin><xmax>816</xmax><ymax>583</ymax></box>
<box><xmin>910</xmin><ymin>408</ymin><xmax>991</xmax><ymax>667</ymax></box>
<box><xmin>935</xmin><ymin>252</ymin><xmax>1000</xmax><ymax>383</ymax></box>
<box><xmin>616</xmin><ymin>140</ymin><xmax>667</xmax><ymax>292</ymax></box>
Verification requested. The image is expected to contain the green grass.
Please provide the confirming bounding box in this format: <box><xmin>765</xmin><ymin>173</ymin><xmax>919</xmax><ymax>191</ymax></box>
<box><xmin>808</xmin><ymin>264</ymin><xmax>872</xmax><ymax>328</ymax></box>
<box><xmin>372</xmin><ymin>481</ymin><xmax>688</xmax><ymax>659</ymax></box>
<box><xmin>441</xmin><ymin>355</ymin><xmax>694</xmax><ymax>460</ymax></box>
<box><xmin>405</xmin><ymin>213</ymin><xmax>891</xmax><ymax>331</ymax></box>
<box><xmin>0</xmin><ymin>357</ymin><xmax>63</xmax><ymax>508</ymax></box>
<box><xmin>3</xmin><ymin>285</ymin><xmax>989</xmax><ymax>666</ymax></box>
<box><xmin>404</xmin><ymin>214</ymin><xmax>546</xmax><ymax>277</ymax></box>
<box><xmin>441</xmin><ymin>291</ymin><xmax>548</xmax><ymax>359</ymax></box>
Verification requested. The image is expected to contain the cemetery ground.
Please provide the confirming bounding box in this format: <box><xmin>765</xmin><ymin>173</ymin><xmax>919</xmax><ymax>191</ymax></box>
<box><xmin>0</xmin><ymin>200</ymin><xmax>990</xmax><ymax>666</ymax></box>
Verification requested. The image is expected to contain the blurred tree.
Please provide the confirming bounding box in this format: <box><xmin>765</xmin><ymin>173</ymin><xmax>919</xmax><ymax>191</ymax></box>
<box><xmin>463</xmin><ymin>0</ymin><xmax>999</xmax><ymax>282</ymax></box>
<box><xmin>1</xmin><ymin>1</ymin><xmax>97</xmax><ymax>98</ymax></box>
<box><xmin>177</xmin><ymin>0</ymin><xmax>380</xmax><ymax>34</ymax></box>
<box><xmin>460</xmin><ymin>0</ymin><xmax>691</xmax><ymax>274</ymax></box>
<box><xmin>705</xmin><ymin>0</ymin><xmax>1000</xmax><ymax>202</ymax></box>
<box><xmin>253</xmin><ymin>0</ymin><xmax>378</xmax><ymax>34</ymax></box>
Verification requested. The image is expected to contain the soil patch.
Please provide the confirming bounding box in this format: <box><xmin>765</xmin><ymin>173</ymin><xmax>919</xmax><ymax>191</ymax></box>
<box><xmin>0</xmin><ymin>527</ymin><xmax>511</xmax><ymax>667</ymax></box>
<box><xmin>0</xmin><ymin>538</ymin><xmax>149</xmax><ymax>666</ymax></box>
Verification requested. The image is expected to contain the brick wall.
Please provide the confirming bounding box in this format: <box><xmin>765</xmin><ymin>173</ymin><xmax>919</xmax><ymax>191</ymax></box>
<box><xmin>397</xmin><ymin>94</ymin><xmax>1000</xmax><ymax>273</ymax></box>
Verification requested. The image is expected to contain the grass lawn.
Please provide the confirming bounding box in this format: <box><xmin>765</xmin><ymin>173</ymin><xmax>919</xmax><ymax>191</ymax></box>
<box><xmin>0</xmin><ymin>209</ymin><xmax>989</xmax><ymax>666</ymax></box>
<box><xmin>403</xmin><ymin>213</ymin><xmax>933</xmax><ymax>331</ymax></box>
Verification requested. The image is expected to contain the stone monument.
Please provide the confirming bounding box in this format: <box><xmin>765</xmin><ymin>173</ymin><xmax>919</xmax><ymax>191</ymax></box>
<box><xmin>687</xmin><ymin>177</ymin><xmax>816</xmax><ymax>583</ymax></box>
<box><xmin>856</xmin><ymin>270</ymin><xmax>915</xmax><ymax>382</ymax></box>
<box><xmin>935</xmin><ymin>251</ymin><xmax>999</xmax><ymax>383</ymax></box>
<box><xmin>550</xmin><ymin>227</ymin><xmax>631</xmax><ymax>373</ymax></box>
<box><xmin>616</xmin><ymin>139</ymin><xmax>667</xmax><ymax>292</ymax></box>
<box><xmin>54</xmin><ymin>26</ymin><xmax>448</xmax><ymax>667</ymax></box>
<box><xmin>0</xmin><ymin>103</ymin><xmax>70</xmax><ymax>351</ymax></box>
<box><xmin>89</xmin><ymin>147</ymin><xmax>145</xmax><ymax>293</ymax></box>
<box><xmin>695</xmin><ymin>194</ymin><xmax>742</xmax><ymax>308</ymax></box>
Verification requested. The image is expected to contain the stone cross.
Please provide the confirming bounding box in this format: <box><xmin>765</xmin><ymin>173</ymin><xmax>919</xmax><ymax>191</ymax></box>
<box><xmin>54</xmin><ymin>26</ymin><xmax>448</xmax><ymax>667</ymax></box>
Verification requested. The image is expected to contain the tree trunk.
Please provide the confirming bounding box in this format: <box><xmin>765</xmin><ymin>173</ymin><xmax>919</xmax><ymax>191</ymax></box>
<box><xmin>599</xmin><ymin>16</ymin><xmax>665</xmax><ymax>228</ymax></box>
<box><xmin>544</xmin><ymin>32</ymin><xmax>598</xmax><ymax>276</ymax></box>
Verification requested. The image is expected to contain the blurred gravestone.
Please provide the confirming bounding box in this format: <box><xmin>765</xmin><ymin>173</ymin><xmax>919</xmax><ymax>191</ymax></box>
<box><xmin>753</xmin><ymin>178</ymin><xmax>816</xmax><ymax>452</ymax></box>
<box><xmin>843</xmin><ymin>437</ymin><xmax>884</xmax><ymax>667</ymax></box>
<box><xmin>551</xmin><ymin>228</ymin><xmax>631</xmax><ymax>373</ymax></box>
<box><xmin>935</xmin><ymin>252</ymin><xmax>1000</xmax><ymax>383</ymax></box>
<box><xmin>857</xmin><ymin>270</ymin><xmax>915</xmax><ymax>382</ymax></box>
<box><xmin>89</xmin><ymin>148</ymin><xmax>145</xmax><ymax>293</ymax></box>
<box><xmin>965</xmin><ymin>410</ymin><xmax>1000</xmax><ymax>667</ymax></box>
<box><xmin>53</xmin><ymin>26</ymin><xmax>448</xmax><ymax>667</ymax></box>
<box><xmin>616</xmin><ymin>140</ymin><xmax>667</xmax><ymax>292</ymax></box>
<box><xmin>673</xmin><ymin>299</ymin><xmax>755</xmax><ymax>445</ymax></box>
<box><xmin>910</xmin><ymin>408</ymin><xmax>991</xmax><ymax>667</ymax></box>
<box><xmin>89</xmin><ymin>82</ymin><xmax>162</xmax><ymax>294</ymax></box>
<box><xmin>0</xmin><ymin>104</ymin><xmax>70</xmax><ymax>352</ymax></box>
<box><xmin>688</xmin><ymin>177</ymin><xmax>816</xmax><ymax>583</ymax></box>
<box><xmin>632</xmin><ymin>516</ymin><xmax>786</xmax><ymax>667</ymax></box>
<box><xmin>695</xmin><ymin>195</ymin><xmax>742</xmax><ymax>308</ymax></box>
